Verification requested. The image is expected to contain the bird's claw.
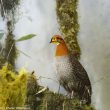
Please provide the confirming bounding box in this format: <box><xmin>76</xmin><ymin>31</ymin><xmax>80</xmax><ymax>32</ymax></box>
<box><xmin>66</xmin><ymin>91</ymin><xmax>74</xmax><ymax>99</ymax></box>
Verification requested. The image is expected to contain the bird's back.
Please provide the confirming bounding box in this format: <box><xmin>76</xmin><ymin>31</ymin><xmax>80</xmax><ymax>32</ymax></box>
<box><xmin>69</xmin><ymin>53</ymin><xmax>92</xmax><ymax>104</ymax></box>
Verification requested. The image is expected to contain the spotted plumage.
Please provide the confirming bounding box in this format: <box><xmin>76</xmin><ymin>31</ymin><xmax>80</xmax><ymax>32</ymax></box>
<box><xmin>50</xmin><ymin>35</ymin><xmax>92</xmax><ymax>104</ymax></box>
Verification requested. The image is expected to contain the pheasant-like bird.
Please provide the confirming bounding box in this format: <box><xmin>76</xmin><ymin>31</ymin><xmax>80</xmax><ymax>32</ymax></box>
<box><xmin>50</xmin><ymin>35</ymin><xmax>92</xmax><ymax>104</ymax></box>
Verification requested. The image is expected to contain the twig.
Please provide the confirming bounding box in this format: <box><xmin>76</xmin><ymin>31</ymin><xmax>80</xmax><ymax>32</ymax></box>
<box><xmin>37</xmin><ymin>76</ymin><xmax>59</xmax><ymax>84</ymax></box>
<box><xmin>17</xmin><ymin>48</ymin><xmax>31</xmax><ymax>58</ymax></box>
<box><xmin>58</xmin><ymin>84</ymin><xmax>61</xmax><ymax>94</ymax></box>
<box><xmin>63</xmin><ymin>100</ymin><xmax>65</xmax><ymax>110</ymax></box>
<box><xmin>35</xmin><ymin>87</ymin><xmax>47</xmax><ymax>95</ymax></box>
<box><xmin>6</xmin><ymin>42</ymin><xmax>14</xmax><ymax>61</ymax></box>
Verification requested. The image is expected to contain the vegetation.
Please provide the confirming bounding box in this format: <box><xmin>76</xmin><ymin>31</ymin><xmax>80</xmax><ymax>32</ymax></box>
<box><xmin>0</xmin><ymin>0</ymin><xmax>95</xmax><ymax>110</ymax></box>
<box><xmin>0</xmin><ymin>65</ymin><xmax>27</xmax><ymax>109</ymax></box>
<box><xmin>0</xmin><ymin>0</ymin><xmax>21</xmax><ymax>67</ymax></box>
<box><xmin>0</xmin><ymin>64</ymin><xmax>95</xmax><ymax>110</ymax></box>
<box><xmin>4</xmin><ymin>21</ymin><xmax>17</xmax><ymax>67</ymax></box>
<box><xmin>36</xmin><ymin>89</ymin><xmax>95</xmax><ymax>110</ymax></box>
<box><xmin>26</xmin><ymin>72</ymin><xmax>39</xmax><ymax>110</ymax></box>
<box><xmin>56</xmin><ymin>0</ymin><xmax>80</xmax><ymax>59</ymax></box>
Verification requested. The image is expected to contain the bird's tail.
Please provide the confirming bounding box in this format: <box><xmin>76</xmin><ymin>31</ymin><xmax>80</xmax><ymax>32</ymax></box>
<box><xmin>82</xmin><ymin>85</ymin><xmax>92</xmax><ymax>105</ymax></box>
<box><xmin>77</xmin><ymin>83</ymin><xmax>92</xmax><ymax>105</ymax></box>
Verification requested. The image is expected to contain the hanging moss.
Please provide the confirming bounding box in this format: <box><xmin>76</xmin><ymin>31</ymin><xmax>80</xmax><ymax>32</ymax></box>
<box><xmin>0</xmin><ymin>21</ymin><xmax>17</xmax><ymax>68</ymax></box>
<box><xmin>0</xmin><ymin>0</ymin><xmax>20</xmax><ymax>18</ymax></box>
<box><xmin>5</xmin><ymin>32</ymin><xmax>17</xmax><ymax>66</ymax></box>
<box><xmin>0</xmin><ymin>65</ymin><xmax>27</xmax><ymax>109</ymax></box>
<box><xmin>56</xmin><ymin>0</ymin><xmax>80</xmax><ymax>59</ymax></box>
<box><xmin>4</xmin><ymin>21</ymin><xmax>17</xmax><ymax>67</ymax></box>
<box><xmin>0</xmin><ymin>0</ymin><xmax>20</xmax><ymax>67</ymax></box>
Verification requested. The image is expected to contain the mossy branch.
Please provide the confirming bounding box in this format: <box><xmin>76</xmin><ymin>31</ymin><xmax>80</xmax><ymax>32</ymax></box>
<box><xmin>56</xmin><ymin>0</ymin><xmax>80</xmax><ymax>59</ymax></box>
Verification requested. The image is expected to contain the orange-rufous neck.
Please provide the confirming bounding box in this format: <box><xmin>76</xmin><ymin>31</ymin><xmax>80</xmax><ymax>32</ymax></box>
<box><xmin>55</xmin><ymin>42</ymin><xmax>69</xmax><ymax>56</ymax></box>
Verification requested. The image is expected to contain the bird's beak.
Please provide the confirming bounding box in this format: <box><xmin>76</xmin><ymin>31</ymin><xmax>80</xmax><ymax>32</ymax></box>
<box><xmin>50</xmin><ymin>36</ymin><xmax>61</xmax><ymax>45</ymax></box>
<box><xmin>50</xmin><ymin>39</ymin><xmax>60</xmax><ymax>45</ymax></box>
<box><xmin>50</xmin><ymin>38</ymin><xmax>52</xmax><ymax>43</ymax></box>
<box><xmin>50</xmin><ymin>38</ymin><xmax>56</xmax><ymax>43</ymax></box>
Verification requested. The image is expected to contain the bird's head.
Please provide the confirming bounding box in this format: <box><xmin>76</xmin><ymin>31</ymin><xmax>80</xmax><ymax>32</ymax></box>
<box><xmin>50</xmin><ymin>35</ymin><xmax>69</xmax><ymax>56</ymax></box>
<box><xmin>50</xmin><ymin>35</ymin><xmax>64</xmax><ymax>45</ymax></box>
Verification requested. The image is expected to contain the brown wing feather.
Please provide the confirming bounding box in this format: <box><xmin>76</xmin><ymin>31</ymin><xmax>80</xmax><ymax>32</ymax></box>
<box><xmin>69</xmin><ymin>53</ymin><xmax>92</xmax><ymax>104</ymax></box>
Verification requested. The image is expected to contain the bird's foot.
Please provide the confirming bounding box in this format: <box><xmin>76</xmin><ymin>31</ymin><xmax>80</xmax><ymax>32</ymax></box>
<box><xmin>66</xmin><ymin>91</ymin><xmax>74</xmax><ymax>99</ymax></box>
<box><xmin>71</xmin><ymin>91</ymin><xmax>74</xmax><ymax>99</ymax></box>
<box><xmin>80</xmin><ymin>99</ymin><xmax>87</xmax><ymax>105</ymax></box>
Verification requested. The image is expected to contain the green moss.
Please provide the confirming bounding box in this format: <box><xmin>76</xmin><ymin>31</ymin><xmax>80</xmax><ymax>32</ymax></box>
<box><xmin>36</xmin><ymin>89</ymin><xmax>95</xmax><ymax>110</ymax></box>
<box><xmin>26</xmin><ymin>73</ymin><xmax>39</xmax><ymax>110</ymax></box>
<box><xmin>4</xmin><ymin>21</ymin><xmax>17</xmax><ymax>67</ymax></box>
<box><xmin>0</xmin><ymin>55</ymin><xmax>6</xmax><ymax>68</ymax></box>
<box><xmin>0</xmin><ymin>65</ymin><xmax>95</xmax><ymax>110</ymax></box>
<box><xmin>5</xmin><ymin>32</ymin><xmax>17</xmax><ymax>67</ymax></box>
<box><xmin>0</xmin><ymin>65</ymin><xmax>27</xmax><ymax>109</ymax></box>
<box><xmin>56</xmin><ymin>0</ymin><xmax>80</xmax><ymax>59</ymax></box>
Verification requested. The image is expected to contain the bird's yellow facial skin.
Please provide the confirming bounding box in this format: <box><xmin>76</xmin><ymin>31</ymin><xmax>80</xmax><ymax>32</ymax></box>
<box><xmin>50</xmin><ymin>36</ymin><xmax>62</xmax><ymax>44</ymax></box>
<box><xmin>50</xmin><ymin>35</ymin><xmax>69</xmax><ymax>56</ymax></box>
<box><xmin>50</xmin><ymin>38</ymin><xmax>60</xmax><ymax>45</ymax></box>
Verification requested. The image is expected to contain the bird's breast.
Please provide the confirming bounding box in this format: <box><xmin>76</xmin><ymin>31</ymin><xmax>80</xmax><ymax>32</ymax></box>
<box><xmin>55</xmin><ymin>55</ymin><xmax>73</xmax><ymax>79</ymax></box>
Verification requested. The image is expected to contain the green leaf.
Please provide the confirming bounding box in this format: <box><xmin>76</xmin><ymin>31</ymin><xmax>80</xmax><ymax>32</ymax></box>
<box><xmin>16</xmin><ymin>34</ymin><xmax>36</xmax><ymax>42</ymax></box>
<box><xmin>17</xmin><ymin>49</ymin><xmax>31</xmax><ymax>58</ymax></box>
<box><xmin>0</xmin><ymin>33</ymin><xmax>4</xmax><ymax>40</ymax></box>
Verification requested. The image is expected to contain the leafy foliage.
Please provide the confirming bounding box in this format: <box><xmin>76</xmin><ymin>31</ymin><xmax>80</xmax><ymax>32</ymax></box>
<box><xmin>4</xmin><ymin>21</ymin><xmax>35</xmax><ymax>67</ymax></box>
<box><xmin>1</xmin><ymin>31</ymin><xmax>35</xmax><ymax>67</ymax></box>
<box><xmin>16</xmin><ymin>34</ymin><xmax>36</xmax><ymax>42</ymax></box>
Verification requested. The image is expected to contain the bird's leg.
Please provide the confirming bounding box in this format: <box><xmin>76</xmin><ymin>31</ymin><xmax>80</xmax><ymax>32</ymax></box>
<box><xmin>71</xmin><ymin>90</ymin><xmax>74</xmax><ymax>99</ymax></box>
<box><xmin>79</xmin><ymin>87</ymin><xmax>87</xmax><ymax>105</ymax></box>
<box><xmin>80</xmin><ymin>86</ymin><xmax>90</xmax><ymax>105</ymax></box>
<box><xmin>80</xmin><ymin>99</ymin><xmax>87</xmax><ymax>105</ymax></box>
<box><xmin>66</xmin><ymin>91</ymin><xmax>74</xmax><ymax>99</ymax></box>
<box><xmin>66</xmin><ymin>92</ymin><xmax>71</xmax><ymax>98</ymax></box>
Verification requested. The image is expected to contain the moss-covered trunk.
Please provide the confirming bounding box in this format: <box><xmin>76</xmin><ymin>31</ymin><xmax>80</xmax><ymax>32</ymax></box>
<box><xmin>0</xmin><ymin>0</ymin><xmax>20</xmax><ymax>67</ymax></box>
<box><xmin>4</xmin><ymin>21</ymin><xmax>17</xmax><ymax>67</ymax></box>
<box><xmin>56</xmin><ymin>0</ymin><xmax>80</xmax><ymax>58</ymax></box>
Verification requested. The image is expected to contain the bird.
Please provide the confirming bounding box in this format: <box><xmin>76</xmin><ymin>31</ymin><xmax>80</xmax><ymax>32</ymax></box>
<box><xmin>50</xmin><ymin>35</ymin><xmax>92</xmax><ymax>104</ymax></box>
